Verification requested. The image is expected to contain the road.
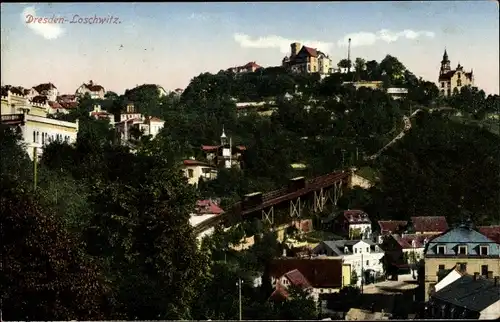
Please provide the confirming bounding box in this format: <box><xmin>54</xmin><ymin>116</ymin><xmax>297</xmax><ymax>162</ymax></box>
<box><xmin>366</xmin><ymin>107</ymin><xmax>454</xmax><ymax>161</ymax></box>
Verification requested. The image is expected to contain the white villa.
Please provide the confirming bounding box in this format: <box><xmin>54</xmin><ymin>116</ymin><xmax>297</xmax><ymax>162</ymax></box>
<box><xmin>1</xmin><ymin>89</ymin><xmax>79</xmax><ymax>160</ymax></box>
<box><xmin>313</xmin><ymin>239</ymin><xmax>385</xmax><ymax>285</ymax></box>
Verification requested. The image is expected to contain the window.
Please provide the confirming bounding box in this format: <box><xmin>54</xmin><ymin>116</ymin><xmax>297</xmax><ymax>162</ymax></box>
<box><xmin>480</xmin><ymin>246</ymin><xmax>489</xmax><ymax>256</ymax></box>
<box><xmin>187</xmin><ymin>169</ymin><xmax>194</xmax><ymax>178</ymax></box>
<box><xmin>457</xmin><ymin>262</ymin><xmax>467</xmax><ymax>271</ymax></box>
<box><xmin>366</xmin><ymin>247</ymin><xmax>369</xmax><ymax>253</ymax></box>
<box><xmin>441</xmin><ymin>82</ymin><xmax>445</xmax><ymax>88</ymax></box>
<box><xmin>481</xmin><ymin>265</ymin><xmax>488</xmax><ymax>276</ymax></box>
<box><xmin>457</xmin><ymin>79</ymin><xmax>462</xmax><ymax>87</ymax></box>
<box><xmin>33</xmin><ymin>131</ymin><xmax>36</xmax><ymax>143</ymax></box>
<box><xmin>457</xmin><ymin>72</ymin><xmax>461</xmax><ymax>79</ymax></box>
<box><xmin>36</xmin><ymin>132</ymin><xmax>39</xmax><ymax>143</ymax></box>
<box><xmin>437</xmin><ymin>245</ymin><xmax>446</xmax><ymax>255</ymax></box>
<box><xmin>438</xmin><ymin>264</ymin><xmax>445</xmax><ymax>270</ymax></box>
<box><xmin>447</xmin><ymin>88</ymin><xmax>451</xmax><ymax>96</ymax></box>
<box><xmin>354</xmin><ymin>248</ymin><xmax>358</xmax><ymax>254</ymax></box>
<box><xmin>457</xmin><ymin>245</ymin><xmax>467</xmax><ymax>255</ymax></box>
<box><xmin>42</xmin><ymin>133</ymin><xmax>45</xmax><ymax>145</ymax></box>
<box><xmin>366</xmin><ymin>260</ymin><xmax>369</xmax><ymax>266</ymax></box>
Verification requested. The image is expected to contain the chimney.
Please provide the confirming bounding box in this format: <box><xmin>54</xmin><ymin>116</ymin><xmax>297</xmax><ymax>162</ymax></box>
<box><xmin>473</xmin><ymin>272</ymin><xmax>479</xmax><ymax>280</ymax></box>
<box><xmin>89</xmin><ymin>80</ymin><xmax>93</xmax><ymax>86</ymax></box>
<box><xmin>494</xmin><ymin>276</ymin><xmax>499</xmax><ymax>286</ymax></box>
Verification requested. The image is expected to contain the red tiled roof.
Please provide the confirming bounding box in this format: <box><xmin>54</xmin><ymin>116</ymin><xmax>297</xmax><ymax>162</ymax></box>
<box><xmin>147</xmin><ymin>116</ymin><xmax>164</xmax><ymax>122</ymax></box>
<box><xmin>284</xmin><ymin>269</ymin><xmax>312</xmax><ymax>289</ymax></box>
<box><xmin>393</xmin><ymin>233</ymin><xmax>437</xmax><ymax>249</ymax></box>
<box><xmin>201</xmin><ymin>145</ymin><xmax>220</xmax><ymax>152</ymax></box>
<box><xmin>59</xmin><ymin>101</ymin><xmax>78</xmax><ymax>109</ymax></box>
<box><xmin>48</xmin><ymin>101</ymin><xmax>62</xmax><ymax>109</ymax></box>
<box><xmin>478</xmin><ymin>225</ymin><xmax>500</xmax><ymax>244</ymax></box>
<box><xmin>411</xmin><ymin>216</ymin><xmax>448</xmax><ymax>233</ymax></box>
<box><xmin>33</xmin><ymin>82</ymin><xmax>57</xmax><ymax>92</ymax></box>
<box><xmin>182</xmin><ymin>159</ymin><xmax>212</xmax><ymax>167</ymax></box>
<box><xmin>242</xmin><ymin>61</ymin><xmax>261</xmax><ymax>69</ymax></box>
<box><xmin>269</xmin><ymin>284</ymin><xmax>289</xmax><ymax>301</ymax></box>
<box><xmin>302</xmin><ymin>46</ymin><xmax>318</xmax><ymax>57</ymax></box>
<box><xmin>58</xmin><ymin>94</ymin><xmax>77</xmax><ymax>102</ymax></box>
<box><xmin>195</xmin><ymin>199</ymin><xmax>224</xmax><ymax>215</ymax></box>
<box><xmin>344</xmin><ymin>210</ymin><xmax>371</xmax><ymax>224</ymax></box>
<box><xmin>378</xmin><ymin>220</ymin><xmax>408</xmax><ymax>234</ymax></box>
<box><xmin>270</xmin><ymin>258</ymin><xmax>343</xmax><ymax>289</ymax></box>
<box><xmin>91</xmin><ymin>111</ymin><xmax>111</xmax><ymax>117</ymax></box>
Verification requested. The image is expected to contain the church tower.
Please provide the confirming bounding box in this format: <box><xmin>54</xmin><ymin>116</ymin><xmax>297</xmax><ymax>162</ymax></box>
<box><xmin>220</xmin><ymin>126</ymin><xmax>232</xmax><ymax>168</ymax></box>
<box><xmin>440</xmin><ymin>49</ymin><xmax>451</xmax><ymax>75</ymax></box>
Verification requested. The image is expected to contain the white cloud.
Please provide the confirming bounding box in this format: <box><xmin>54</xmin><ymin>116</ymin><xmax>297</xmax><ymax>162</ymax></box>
<box><xmin>21</xmin><ymin>6</ymin><xmax>64</xmax><ymax>40</ymax></box>
<box><xmin>188</xmin><ymin>13</ymin><xmax>209</xmax><ymax>21</ymax></box>
<box><xmin>233</xmin><ymin>33</ymin><xmax>334</xmax><ymax>54</ymax></box>
<box><xmin>337</xmin><ymin>29</ymin><xmax>435</xmax><ymax>47</ymax></box>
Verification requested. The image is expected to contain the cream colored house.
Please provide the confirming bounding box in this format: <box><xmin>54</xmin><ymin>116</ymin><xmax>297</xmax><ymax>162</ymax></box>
<box><xmin>181</xmin><ymin>159</ymin><xmax>217</xmax><ymax>186</ymax></box>
<box><xmin>282</xmin><ymin>42</ymin><xmax>331</xmax><ymax>76</ymax></box>
<box><xmin>438</xmin><ymin>49</ymin><xmax>474</xmax><ymax>97</ymax></box>
<box><xmin>1</xmin><ymin>90</ymin><xmax>78</xmax><ymax>160</ymax></box>
<box><xmin>424</xmin><ymin>224</ymin><xmax>500</xmax><ymax>301</ymax></box>
<box><xmin>32</xmin><ymin>83</ymin><xmax>58</xmax><ymax>102</ymax></box>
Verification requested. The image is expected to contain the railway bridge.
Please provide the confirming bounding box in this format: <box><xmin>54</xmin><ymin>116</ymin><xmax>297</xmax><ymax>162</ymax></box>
<box><xmin>193</xmin><ymin>170</ymin><xmax>351</xmax><ymax>235</ymax></box>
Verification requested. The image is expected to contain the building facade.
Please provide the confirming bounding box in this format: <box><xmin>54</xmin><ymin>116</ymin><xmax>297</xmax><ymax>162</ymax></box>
<box><xmin>181</xmin><ymin>159</ymin><xmax>217</xmax><ymax>186</ymax></box>
<box><xmin>423</xmin><ymin>223</ymin><xmax>500</xmax><ymax>301</ymax></box>
<box><xmin>313</xmin><ymin>240</ymin><xmax>385</xmax><ymax>285</ymax></box>
<box><xmin>32</xmin><ymin>83</ymin><xmax>59</xmax><ymax>102</ymax></box>
<box><xmin>75</xmin><ymin>80</ymin><xmax>105</xmax><ymax>99</ymax></box>
<box><xmin>438</xmin><ymin>49</ymin><xmax>474</xmax><ymax>97</ymax></box>
<box><xmin>1</xmin><ymin>90</ymin><xmax>78</xmax><ymax>160</ymax></box>
<box><xmin>282</xmin><ymin>42</ymin><xmax>332</xmax><ymax>75</ymax></box>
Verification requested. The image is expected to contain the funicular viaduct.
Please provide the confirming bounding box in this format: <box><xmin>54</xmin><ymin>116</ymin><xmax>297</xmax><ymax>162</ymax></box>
<box><xmin>193</xmin><ymin>170</ymin><xmax>352</xmax><ymax>235</ymax></box>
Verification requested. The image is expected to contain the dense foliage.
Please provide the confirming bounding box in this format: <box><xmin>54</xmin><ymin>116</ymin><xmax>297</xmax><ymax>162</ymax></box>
<box><xmin>2</xmin><ymin>54</ymin><xmax>499</xmax><ymax>319</ymax></box>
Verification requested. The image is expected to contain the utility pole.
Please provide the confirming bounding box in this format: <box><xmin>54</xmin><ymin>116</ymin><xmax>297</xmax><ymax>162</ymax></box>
<box><xmin>238</xmin><ymin>278</ymin><xmax>242</xmax><ymax>321</ymax></box>
<box><xmin>347</xmin><ymin>38</ymin><xmax>352</xmax><ymax>73</ymax></box>
<box><xmin>33</xmin><ymin>147</ymin><xmax>38</xmax><ymax>191</ymax></box>
<box><xmin>361</xmin><ymin>253</ymin><xmax>364</xmax><ymax>294</ymax></box>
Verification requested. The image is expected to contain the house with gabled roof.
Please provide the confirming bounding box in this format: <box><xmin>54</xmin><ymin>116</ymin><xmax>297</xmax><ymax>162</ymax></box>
<box><xmin>32</xmin><ymin>82</ymin><xmax>58</xmax><ymax>101</ymax></box>
<box><xmin>269</xmin><ymin>258</ymin><xmax>350</xmax><ymax>303</ymax></box>
<box><xmin>423</xmin><ymin>221</ymin><xmax>500</xmax><ymax>301</ymax></box>
<box><xmin>312</xmin><ymin>239</ymin><xmax>385</xmax><ymax>285</ymax></box>
<box><xmin>282</xmin><ymin>42</ymin><xmax>332</xmax><ymax>75</ymax></box>
<box><xmin>75</xmin><ymin>80</ymin><xmax>105</xmax><ymax>99</ymax></box>
<box><xmin>228</xmin><ymin>61</ymin><xmax>262</xmax><ymax>74</ymax></box>
<box><xmin>181</xmin><ymin>158</ymin><xmax>217</xmax><ymax>186</ymax></box>
<box><xmin>341</xmin><ymin>209</ymin><xmax>372</xmax><ymax>239</ymax></box>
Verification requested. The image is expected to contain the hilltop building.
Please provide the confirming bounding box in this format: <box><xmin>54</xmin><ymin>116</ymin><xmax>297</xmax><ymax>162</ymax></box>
<box><xmin>282</xmin><ymin>42</ymin><xmax>332</xmax><ymax>76</ymax></box>
<box><xmin>32</xmin><ymin>82</ymin><xmax>59</xmax><ymax>102</ymax></box>
<box><xmin>75</xmin><ymin>80</ymin><xmax>105</xmax><ymax>99</ymax></box>
<box><xmin>438</xmin><ymin>49</ymin><xmax>474</xmax><ymax>97</ymax></box>
<box><xmin>227</xmin><ymin>61</ymin><xmax>262</xmax><ymax>74</ymax></box>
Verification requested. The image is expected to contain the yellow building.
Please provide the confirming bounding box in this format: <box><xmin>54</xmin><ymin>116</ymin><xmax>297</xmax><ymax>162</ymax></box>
<box><xmin>1</xmin><ymin>90</ymin><xmax>79</xmax><ymax>160</ymax></box>
<box><xmin>438</xmin><ymin>49</ymin><xmax>474</xmax><ymax>97</ymax></box>
<box><xmin>282</xmin><ymin>42</ymin><xmax>332</xmax><ymax>75</ymax></box>
<box><xmin>423</xmin><ymin>223</ymin><xmax>500</xmax><ymax>301</ymax></box>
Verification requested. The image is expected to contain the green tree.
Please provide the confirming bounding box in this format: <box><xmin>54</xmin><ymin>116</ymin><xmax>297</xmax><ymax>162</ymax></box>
<box><xmin>1</xmin><ymin>177</ymin><xmax>113</xmax><ymax>320</ymax></box>
<box><xmin>278</xmin><ymin>285</ymin><xmax>318</xmax><ymax>320</ymax></box>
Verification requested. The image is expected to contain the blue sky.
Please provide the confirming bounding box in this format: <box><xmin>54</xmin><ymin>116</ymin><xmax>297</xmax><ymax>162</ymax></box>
<box><xmin>1</xmin><ymin>2</ymin><xmax>498</xmax><ymax>94</ymax></box>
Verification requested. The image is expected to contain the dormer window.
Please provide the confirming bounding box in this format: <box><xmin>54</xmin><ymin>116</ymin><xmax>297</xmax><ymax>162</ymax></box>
<box><xmin>437</xmin><ymin>245</ymin><xmax>446</xmax><ymax>255</ymax></box>
<box><xmin>457</xmin><ymin>245</ymin><xmax>467</xmax><ymax>255</ymax></box>
<box><xmin>480</xmin><ymin>245</ymin><xmax>489</xmax><ymax>256</ymax></box>
<box><xmin>344</xmin><ymin>247</ymin><xmax>349</xmax><ymax>253</ymax></box>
